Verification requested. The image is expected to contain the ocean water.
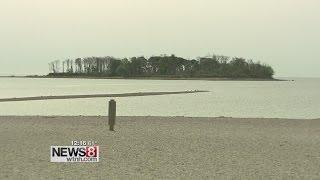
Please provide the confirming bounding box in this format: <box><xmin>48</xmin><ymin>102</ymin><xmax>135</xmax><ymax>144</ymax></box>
<box><xmin>0</xmin><ymin>77</ymin><xmax>319</xmax><ymax>119</ymax></box>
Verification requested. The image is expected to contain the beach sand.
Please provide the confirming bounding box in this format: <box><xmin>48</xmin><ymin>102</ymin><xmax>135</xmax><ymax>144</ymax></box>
<box><xmin>1</xmin><ymin>116</ymin><xmax>320</xmax><ymax>179</ymax></box>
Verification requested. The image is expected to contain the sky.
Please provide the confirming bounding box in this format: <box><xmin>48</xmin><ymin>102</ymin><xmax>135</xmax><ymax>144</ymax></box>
<box><xmin>0</xmin><ymin>0</ymin><xmax>319</xmax><ymax>77</ymax></box>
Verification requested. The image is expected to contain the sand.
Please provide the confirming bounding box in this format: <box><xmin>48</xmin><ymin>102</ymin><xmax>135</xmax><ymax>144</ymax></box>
<box><xmin>1</xmin><ymin>116</ymin><xmax>320</xmax><ymax>179</ymax></box>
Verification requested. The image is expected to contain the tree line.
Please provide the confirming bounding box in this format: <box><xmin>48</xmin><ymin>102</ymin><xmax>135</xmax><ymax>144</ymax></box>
<box><xmin>48</xmin><ymin>54</ymin><xmax>274</xmax><ymax>79</ymax></box>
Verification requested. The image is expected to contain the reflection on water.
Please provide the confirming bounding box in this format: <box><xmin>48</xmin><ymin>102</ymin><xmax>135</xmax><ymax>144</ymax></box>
<box><xmin>0</xmin><ymin>77</ymin><xmax>319</xmax><ymax>119</ymax></box>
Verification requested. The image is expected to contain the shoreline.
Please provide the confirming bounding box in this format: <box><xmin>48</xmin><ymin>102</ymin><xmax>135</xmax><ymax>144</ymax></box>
<box><xmin>0</xmin><ymin>75</ymin><xmax>288</xmax><ymax>81</ymax></box>
<box><xmin>1</xmin><ymin>115</ymin><xmax>319</xmax><ymax>120</ymax></box>
<box><xmin>0</xmin><ymin>90</ymin><xmax>208</xmax><ymax>102</ymax></box>
<box><xmin>1</xmin><ymin>116</ymin><xmax>319</xmax><ymax>179</ymax></box>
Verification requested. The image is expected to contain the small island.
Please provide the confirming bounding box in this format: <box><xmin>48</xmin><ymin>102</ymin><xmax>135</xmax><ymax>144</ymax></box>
<box><xmin>47</xmin><ymin>54</ymin><xmax>275</xmax><ymax>80</ymax></box>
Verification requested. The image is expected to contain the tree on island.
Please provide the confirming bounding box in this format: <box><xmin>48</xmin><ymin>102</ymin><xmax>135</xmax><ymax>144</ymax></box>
<box><xmin>48</xmin><ymin>54</ymin><xmax>274</xmax><ymax>79</ymax></box>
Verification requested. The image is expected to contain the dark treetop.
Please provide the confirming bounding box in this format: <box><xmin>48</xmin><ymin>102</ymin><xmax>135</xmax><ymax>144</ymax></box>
<box><xmin>48</xmin><ymin>54</ymin><xmax>274</xmax><ymax>79</ymax></box>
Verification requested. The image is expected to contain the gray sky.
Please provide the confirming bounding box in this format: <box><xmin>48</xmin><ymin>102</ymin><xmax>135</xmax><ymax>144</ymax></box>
<box><xmin>0</xmin><ymin>0</ymin><xmax>319</xmax><ymax>77</ymax></box>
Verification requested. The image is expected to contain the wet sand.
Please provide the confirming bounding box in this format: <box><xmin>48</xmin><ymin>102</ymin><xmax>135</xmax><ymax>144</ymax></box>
<box><xmin>1</xmin><ymin>116</ymin><xmax>320</xmax><ymax>179</ymax></box>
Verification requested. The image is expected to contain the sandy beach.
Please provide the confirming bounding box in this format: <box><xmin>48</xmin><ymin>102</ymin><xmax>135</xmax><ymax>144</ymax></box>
<box><xmin>1</xmin><ymin>116</ymin><xmax>320</xmax><ymax>179</ymax></box>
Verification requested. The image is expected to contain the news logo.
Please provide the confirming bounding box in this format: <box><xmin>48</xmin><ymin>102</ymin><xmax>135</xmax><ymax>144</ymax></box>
<box><xmin>51</xmin><ymin>141</ymin><xmax>99</xmax><ymax>162</ymax></box>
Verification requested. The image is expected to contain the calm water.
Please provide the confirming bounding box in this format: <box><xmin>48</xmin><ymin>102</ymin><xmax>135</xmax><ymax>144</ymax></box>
<box><xmin>0</xmin><ymin>77</ymin><xmax>319</xmax><ymax>119</ymax></box>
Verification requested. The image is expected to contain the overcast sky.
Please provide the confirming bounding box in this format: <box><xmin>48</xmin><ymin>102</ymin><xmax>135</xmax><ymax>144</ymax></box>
<box><xmin>0</xmin><ymin>0</ymin><xmax>319</xmax><ymax>77</ymax></box>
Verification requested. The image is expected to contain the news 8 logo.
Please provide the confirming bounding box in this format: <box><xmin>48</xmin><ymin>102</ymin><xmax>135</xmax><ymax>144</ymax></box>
<box><xmin>51</xmin><ymin>145</ymin><xmax>99</xmax><ymax>162</ymax></box>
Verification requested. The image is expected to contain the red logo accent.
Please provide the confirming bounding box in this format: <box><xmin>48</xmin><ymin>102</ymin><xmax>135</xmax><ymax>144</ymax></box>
<box><xmin>86</xmin><ymin>146</ymin><xmax>97</xmax><ymax>157</ymax></box>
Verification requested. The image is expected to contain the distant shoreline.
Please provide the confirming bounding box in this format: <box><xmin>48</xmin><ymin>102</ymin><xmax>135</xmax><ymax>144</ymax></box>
<box><xmin>0</xmin><ymin>75</ymin><xmax>288</xmax><ymax>81</ymax></box>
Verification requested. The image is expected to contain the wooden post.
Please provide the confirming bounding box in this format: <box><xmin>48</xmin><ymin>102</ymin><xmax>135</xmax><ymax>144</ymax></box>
<box><xmin>108</xmin><ymin>99</ymin><xmax>116</xmax><ymax>131</ymax></box>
